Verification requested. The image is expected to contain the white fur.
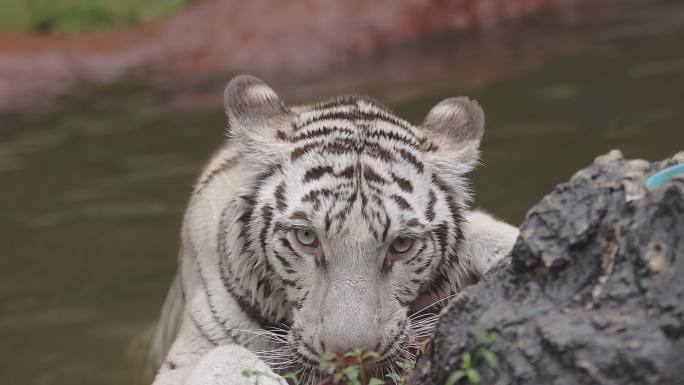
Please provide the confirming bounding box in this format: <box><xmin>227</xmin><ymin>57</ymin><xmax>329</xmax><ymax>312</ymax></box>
<box><xmin>149</xmin><ymin>76</ymin><xmax>519</xmax><ymax>385</ymax></box>
<box><xmin>461</xmin><ymin>211</ymin><xmax>519</xmax><ymax>276</ymax></box>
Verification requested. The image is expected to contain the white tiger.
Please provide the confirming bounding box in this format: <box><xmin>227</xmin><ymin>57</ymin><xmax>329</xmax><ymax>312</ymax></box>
<box><xmin>148</xmin><ymin>75</ymin><xmax>519</xmax><ymax>385</ymax></box>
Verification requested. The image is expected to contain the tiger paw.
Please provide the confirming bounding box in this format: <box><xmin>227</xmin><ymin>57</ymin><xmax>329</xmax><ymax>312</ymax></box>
<box><xmin>186</xmin><ymin>345</ymin><xmax>284</xmax><ymax>385</ymax></box>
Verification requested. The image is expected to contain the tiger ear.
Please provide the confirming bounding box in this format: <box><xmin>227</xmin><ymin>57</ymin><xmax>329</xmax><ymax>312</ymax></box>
<box><xmin>421</xmin><ymin>97</ymin><xmax>485</xmax><ymax>175</ymax></box>
<box><xmin>224</xmin><ymin>75</ymin><xmax>292</xmax><ymax>164</ymax></box>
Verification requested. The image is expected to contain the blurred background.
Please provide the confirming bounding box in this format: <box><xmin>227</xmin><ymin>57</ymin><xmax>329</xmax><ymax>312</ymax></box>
<box><xmin>0</xmin><ymin>0</ymin><xmax>683</xmax><ymax>384</ymax></box>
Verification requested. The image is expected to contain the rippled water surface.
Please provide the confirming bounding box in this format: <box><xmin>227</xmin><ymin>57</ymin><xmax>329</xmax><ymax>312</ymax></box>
<box><xmin>1</xmin><ymin>1</ymin><xmax>683</xmax><ymax>384</ymax></box>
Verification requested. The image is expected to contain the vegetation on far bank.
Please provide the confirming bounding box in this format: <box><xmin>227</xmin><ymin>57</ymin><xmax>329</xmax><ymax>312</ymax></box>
<box><xmin>0</xmin><ymin>0</ymin><xmax>194</xmax><ymax>33</ymax></box>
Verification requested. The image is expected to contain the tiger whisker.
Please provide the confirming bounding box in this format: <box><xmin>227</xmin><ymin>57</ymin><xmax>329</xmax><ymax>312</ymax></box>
<box><xmin>409</xmin><ymin>292</ymin><xmax>461</xmax><ymax>320</ymax></box>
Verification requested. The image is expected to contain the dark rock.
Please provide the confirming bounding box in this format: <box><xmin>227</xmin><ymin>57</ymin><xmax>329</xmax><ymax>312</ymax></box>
<box><xmin>412</xmin><ymin>150</ymin><xmax>684</xmax><ymax>385</ymax></box>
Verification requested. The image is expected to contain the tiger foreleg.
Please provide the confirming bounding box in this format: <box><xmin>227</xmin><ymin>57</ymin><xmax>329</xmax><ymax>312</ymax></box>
<box><xmin>153</xmin><ymin>345</ymin><xmax>284</xmax><ymax>385</ymax></box>
<box><xmin>152</xmin><ymin>292</ymin><xmax>286</xmax><ymax>385</ymax></box>
<box><xmin>186</xmin><ymin>345</ymin><xmax>285</xmax><ymax>385</ymax></box>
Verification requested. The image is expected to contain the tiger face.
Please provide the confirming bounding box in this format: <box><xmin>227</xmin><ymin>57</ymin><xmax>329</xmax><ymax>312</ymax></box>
<box><xmin>222</xmin><ymin>76</ymin><xmax>485</xmax><ymax>378</ymax></box>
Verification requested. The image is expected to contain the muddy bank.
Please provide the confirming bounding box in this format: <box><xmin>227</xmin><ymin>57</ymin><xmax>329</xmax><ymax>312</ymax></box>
<box><xmin>0</xmin><ymin>0</ymin><xmax>585</xmax><ymax>111</ymax></box>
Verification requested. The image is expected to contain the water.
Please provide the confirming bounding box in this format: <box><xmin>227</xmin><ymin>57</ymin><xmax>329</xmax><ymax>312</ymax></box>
<box><xmin>1</xmin><ymin>1</ymin><xmax>683</xmax><ymax>384</ymax></box>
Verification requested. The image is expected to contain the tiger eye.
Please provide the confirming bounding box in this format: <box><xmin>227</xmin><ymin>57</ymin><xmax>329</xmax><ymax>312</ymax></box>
<box><xmin>295</xmin><ymin>228</ymin><xmax>318</xmax><ymax>247</ymax></box>
<box><xmin>390</xmin><ymin>237</ymin><xmax>413</xmax><ymax>254</ymax></box>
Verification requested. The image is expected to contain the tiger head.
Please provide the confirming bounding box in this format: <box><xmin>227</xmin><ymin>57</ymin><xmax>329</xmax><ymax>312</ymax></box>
<box><xmin>223</xmin><ymin>75</ymin><xmax>485</xmax><ymax>378</ymax></box>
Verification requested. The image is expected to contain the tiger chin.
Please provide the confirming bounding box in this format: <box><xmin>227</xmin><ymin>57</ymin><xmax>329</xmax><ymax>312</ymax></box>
<box><xmin>148</xmin><ymin>75</ymin><xmax>519</xmax><ymax>385</ymax></box>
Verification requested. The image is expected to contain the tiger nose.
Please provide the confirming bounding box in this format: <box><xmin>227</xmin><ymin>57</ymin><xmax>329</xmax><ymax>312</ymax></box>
<box><xmin>319</xmin><ymin>314</ymin><xmax>381</xmax><ymax>355</ymax></box>
<box><xmin>319</xmin><ymin>277</ymin><xmax>382</xmax><ymax>355</ymax></box>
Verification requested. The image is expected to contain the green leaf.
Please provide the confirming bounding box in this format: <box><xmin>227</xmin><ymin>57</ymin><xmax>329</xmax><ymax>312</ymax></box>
<box><xmin>282</xmin><ymin>372</ymin><xmax>300</xmax><ymax>385</ymax></box>
<box><xmin>342</xmin><ymin>366</ymin><xmax>360</xmax><ymax>381</ymax></box>
<box><xmin>444</xmin><ymin>370</ymin><xmax>466</xmax><ymax>385</ymax></box>
<box><xmin>479</xmin><ymin>349</ymin><xmax>501</xmax><ymax>372</ymax></box>
<box><xmin>461</xmin><ymin>352</ymin><xmax>472</xmax><ymax>369</ymax></box>
<box><xmin>320</xmin><ymin>352</ymin><xmax>338</xmax><ymax>373</ymax></box>
<box><xmin>364</xmin><ymin>351</ymin><xmax>380</xmax><ymax>360</ymax></box>
<box><xmin>465</xmin><ymin>369</ymin><xmax>481</xmax><ymax>385</ymax></box>
<box><xmin>474</xmin><ymin>324</ymin><xmax>487</xmax><ymax>343</ymax></box>
<box><xmin>387</xmin><ymin>372</ymin><xmax>402</xmax><ymax>381</ymax></box>
<box><xmin>398</xmin><ymin>360</ymin><xmax>416</xmax><ymax>373</ymax></box>
<box><xmin>344</xmin><ymin>348</ymin><xmax>365</xmax><ymax>359</ymax></box>
<box><xmin>368</xmin><ymin>378</ymin><xmax>385</xmax><ymax>385</ymax></box>
<box><xmin>486</xmin><ymin>331</ymin><xmax>501</xmax><ymax>345</ymax></box>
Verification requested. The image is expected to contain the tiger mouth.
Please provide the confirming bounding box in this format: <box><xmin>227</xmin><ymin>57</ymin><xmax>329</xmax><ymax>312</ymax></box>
<box><xmin>287</xmin><ymin>328</ymin><xmax>416</xmax><ymax>377</ymax></box>
<box><xmin>266</xmin><ymin>313</ymin><xmax>435</xmax><ymax>384</ymax></box>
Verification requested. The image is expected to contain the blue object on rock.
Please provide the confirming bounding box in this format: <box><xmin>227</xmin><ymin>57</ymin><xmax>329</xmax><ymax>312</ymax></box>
<box><xmin>645</xmin><ymin>164</ymin><xmax>684</xmax><ymax>190</ymax></box>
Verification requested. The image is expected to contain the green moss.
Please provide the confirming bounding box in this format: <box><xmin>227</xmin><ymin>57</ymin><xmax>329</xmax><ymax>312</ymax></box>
<box><xmin>0</xmin><ymin>0</ymin><xmax>193</xmax><ymax>33</ymax></box>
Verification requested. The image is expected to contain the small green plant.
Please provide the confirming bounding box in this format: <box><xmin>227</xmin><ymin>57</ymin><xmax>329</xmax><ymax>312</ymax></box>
<box><xmin>444</xmin><ymin>326</ymin><xmax>501</xmax><ymax>385</ymax></box>
<box><xmin>319</xmin><ymin>348</ymin><xmax>385</xmax><ymax>385</ymax></box>
<box><xmin>282</xmin><ymin>372</ymin><xmax>301</xmax><ymax>385</ymax></box>
<box><xmin>243</xmin><ymin>347</ymin><xmax>420</xmax><ymax>385</ymax></box>
<box><xmin>386</xmin><ymin>360</ymin><xmax>416</xmax><ymax>385</ymax></box>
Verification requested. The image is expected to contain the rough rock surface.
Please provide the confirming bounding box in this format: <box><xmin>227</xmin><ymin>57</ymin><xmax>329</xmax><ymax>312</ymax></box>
<box><xmin>412</xmin><ymin>150</ymin><xmax>684</xmax><ymax>385</ymax></box>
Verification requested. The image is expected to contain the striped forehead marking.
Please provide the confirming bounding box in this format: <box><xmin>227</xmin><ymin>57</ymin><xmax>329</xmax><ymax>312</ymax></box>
<box><xmin>293</xmin><ymin>96</ymin><xmax>421</xmax><ymax>139</ymax></box>
<box><xmin>277</xmin><ymin>97</ymin><xmax>436</xmax><ymax>240</ymax></box>
<box><xmin>288</xmin><ymin>96</ymin><xmax>429</xmax><ymax>173</ymax></box>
